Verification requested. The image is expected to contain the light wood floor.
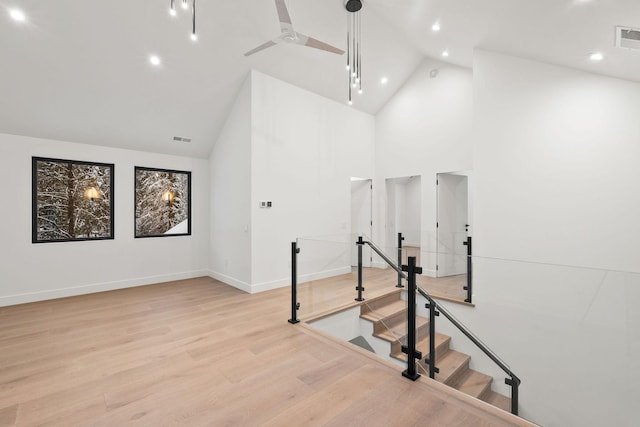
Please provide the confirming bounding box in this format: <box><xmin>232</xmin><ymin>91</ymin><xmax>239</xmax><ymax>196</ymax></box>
<box><xmin>0</xmin><ymin>276</ymin><xmax>531</xmax><ymax>426</ymax></box>
<box><xmin>401</xmin><ymin>246</ymin><xmax>469</xmax><ymax>303</ymax></box>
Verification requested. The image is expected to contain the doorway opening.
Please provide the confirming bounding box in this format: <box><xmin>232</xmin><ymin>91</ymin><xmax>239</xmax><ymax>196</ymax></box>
<box><xmin>436</xmin><ymin>172</ymin><xmax>471</xmax><ymax>300</ymax></box>
<box><xmin>386</xmin><ymin>176</ymin><xmax>422</xmax><ymax>266</ymax></box>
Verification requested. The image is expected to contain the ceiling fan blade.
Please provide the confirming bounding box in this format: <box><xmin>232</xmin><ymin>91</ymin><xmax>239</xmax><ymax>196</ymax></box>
<box><xmin>275</xmin><ymin>0</ymin><xmax>294</xmax><ymax>34</ymax></box>
<box><xmin>244</xmin><ymin>40</ymin><xmax>278</xmax><ymax>56</ymax></box>
<box><xmin>297</xmin><ymin>33</ymin><xmax>345</xmax><ymax>55</ymax></box>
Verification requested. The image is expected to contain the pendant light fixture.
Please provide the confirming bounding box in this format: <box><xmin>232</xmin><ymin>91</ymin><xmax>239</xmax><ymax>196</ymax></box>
<box><xmin>345</xmin><ymin>0</ymin><xmax>363</xmax><ymax>105</ymax></box>
<box><xmin>169</xmin><ymin>0</ymin><xmax>197</xmax><ymax>41</ymax></box>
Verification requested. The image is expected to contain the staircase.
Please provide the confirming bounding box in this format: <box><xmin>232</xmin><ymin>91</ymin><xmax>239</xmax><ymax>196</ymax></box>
<box><xmin>360</xmin><ymin>290</ymin><xmax>511</xmax><ymax>413</ymax></box>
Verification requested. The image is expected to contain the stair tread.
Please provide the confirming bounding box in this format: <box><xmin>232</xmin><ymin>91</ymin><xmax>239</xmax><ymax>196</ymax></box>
<box><xmin>374</xmin><ymin>315</ymin><xmax>429</xmax><ymax>342</ymax></box>
<box><xmin>451</xmin><ymin>369</ymin><xmax>492</xmax><ymax>399</ymax></box>
<box><xmin>360</xmin><ymin>290</ymin><xmax>402</xmax><ymax>309</ymax></box>
<box><xmin>360</xmin><ymin>300</ymin><xmax>406</xmax><ymax>322</ymax></box>
<box><xmin>430</xmin><ymin>350</ymin><xmax>470</xmax><ymax>385</ymax></box>
<box><xmin>483</xmin><ymin>391</ymin><xmax>512</xmax><ymax>413</ymax></box>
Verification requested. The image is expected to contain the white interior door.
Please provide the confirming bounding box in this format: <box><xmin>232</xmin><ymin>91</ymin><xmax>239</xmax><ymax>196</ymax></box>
<box><xmin>351</xmin><ymin>178</ymin><xmax>372</xmax><ymax>267</ymax></box>
<box><xmin>437</xmin><ymin>173</ymin><xmax>468</xmax><ymax>277</ymax></box>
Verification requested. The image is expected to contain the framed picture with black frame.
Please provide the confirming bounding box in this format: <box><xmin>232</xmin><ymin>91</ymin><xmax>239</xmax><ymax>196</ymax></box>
<box><xmin>134</xmin><ymin>166</ymin><xmax>191</xmax><ymax>238</ymax></box>
<box><xmin>32</xmin><ymin>157</ymin><xmax>115</xmax><ymax>243</ymax></box>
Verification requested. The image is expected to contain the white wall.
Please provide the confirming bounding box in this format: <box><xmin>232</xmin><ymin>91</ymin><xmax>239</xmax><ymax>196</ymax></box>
<box><xmin>250</xmin><ymin>70</ymin><xmax>375</xmax><ymax>292</ymax></box>
<box><xmin>209</xmin><ymin>75</ymin><xmax>252</xmax><ymax>291</ymax></box>
<box><xmin>375</xmin><ymin>58</ymin><xmax>474</xmax><ymax>275</ymax></box>
<box><xmin>375</xmin><ymin>51</ymin><xmax>640</xmax><ymax>426</ymax></box>
<box><xmin>467</xmin><ymin>50</ymin><xmax>640</xmax><ymax>427</ymax></box>
<box><xmin>474</xmin><ymin>50</ymin><xmax>640</xmax><ymax>272</ymax></box>
<box><xmin>0</xmin><ymin>133</ymin><xmax>209</xmax><ymax>306</ymax></box>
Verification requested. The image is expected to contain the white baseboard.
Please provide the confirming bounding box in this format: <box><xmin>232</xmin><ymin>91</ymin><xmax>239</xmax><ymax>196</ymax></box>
<box><xmin>250</xmin><ymin>266</ymin><xmax>352</xmax><ymax>294</ymax></box>
<box><xmin>422</xmin><ymin>269</ymin><xmax>437</xmax><ymax>277</ymax></box>
<box><xmin>209</xmin><ymin>265</ymin><xmax>434</xmax><ymax>294</ymax></box>
<box><xmin>299</xmin><ymin>266</ymin><xmax>352</xmax><ymax>284</ymax></box>
<box><xmin>371</xmin><ymin>261</ymin><xmax>388</xmax><ymax>269</ymax></box>
<box><xmin>0</xmin><ymin>270</ymin><xmax>210</xmax><ymax>307</ymax></box>
<box><xmin>207</xmin><ymin>270</ymin><xmax>252</xmax><ymax>293</ymax></box>
<box><xmin>250</xmin><ymin>277</ymin><xmax>289</xmax><ymax>294</ymax></box>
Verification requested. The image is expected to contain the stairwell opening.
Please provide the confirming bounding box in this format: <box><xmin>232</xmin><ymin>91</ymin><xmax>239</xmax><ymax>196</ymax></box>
<box><xmin>307</xmin><ymin>289</ymin><xmax>512</xmax><ymax>413</ymax></box>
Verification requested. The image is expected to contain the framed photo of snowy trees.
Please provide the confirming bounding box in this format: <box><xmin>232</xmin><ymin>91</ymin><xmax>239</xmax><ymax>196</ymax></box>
<box><xmin>32</xmin><ymin>157</ymin><xmax>115</xmax><ymax>243</ymax></box>
<box><xmin>134</xmin><ymin>167</ymin><xmax>191</xmax><ymax>238</ymax></box>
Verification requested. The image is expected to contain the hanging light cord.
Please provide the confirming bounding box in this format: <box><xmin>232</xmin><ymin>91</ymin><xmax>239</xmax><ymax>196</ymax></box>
<box><xmin>346</xmin><ymin>2</ymin><xmax>363</xmax><ymax>105</ymax></box>
<box><xmin>192</xmin><ymin>0</ymin><xmax>196</xmax><ymax>38</ymax></box>
<box><xmin>169</xmin><ymin>0</ymin><xmax>197</xmax><ymax>40</ymax></box>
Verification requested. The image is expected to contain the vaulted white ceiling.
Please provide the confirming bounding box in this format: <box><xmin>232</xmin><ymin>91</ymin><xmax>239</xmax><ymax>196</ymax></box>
<box><xmin>1</xmin><ymin>0</ymin><xmax>639</xmax><ymax>158</ymax></box>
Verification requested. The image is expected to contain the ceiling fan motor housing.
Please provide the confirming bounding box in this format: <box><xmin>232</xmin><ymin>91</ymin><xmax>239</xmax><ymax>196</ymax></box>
<box><xmin>345</xmin><ymin>0</ymin><xmax>362</xmax><ymax>13</ymax></box>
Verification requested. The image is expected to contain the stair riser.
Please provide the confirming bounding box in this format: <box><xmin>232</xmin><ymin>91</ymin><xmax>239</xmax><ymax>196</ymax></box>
<box><xmin>372</xmin><ymin>309</ymin><xmax>408</xmax><ymax>333</ymax></box>
<box><xmin>374</xmin><ymin>320</ymin><xmax>430</xmax><ymax>343</ymax></box>
<box><xmin>391</xmin><ymin>337</ymin><xmax>450</xmax><ymax>362</ymax></box>
<box><xmin>360</xmin><ymin>291</ymin><xmax>403</xmax><ymax>314</ymax></box>
<box><xmin>476</xmin><ymin>383</ymin><xmax>492</xmax><ymax>401</ymax></box>
<box><xmin>424</xmin><ymin>357</ymin><xmax>469</xmax><ymax>386</ymax></box>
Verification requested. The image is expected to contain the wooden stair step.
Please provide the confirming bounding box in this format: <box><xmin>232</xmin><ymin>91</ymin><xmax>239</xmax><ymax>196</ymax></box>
<box><xmin>373</xmin><ymin>308</ymin><xmax>409</xmax><ymax>333</ymax></box>
<box><xmin>483</xmin><ymin>390</ymin><xmax>512</xmax><ymax>413</ymax></box>
<box><xmin>360</xmin><ymin>299</ymin><xmax>406</xmax><ymax>322</ymax></box>
<box><xmin>358</xmin><ymin>291</ymin><xmax>511</xmax><ymax>416</ymax></box>
<box><xmin>359</xmin><ymin>289</ymin><xmax>403</xmax><ymax>314</ymax></box>
<box><xmin>391</xmin><ymin>333</ymin><xmax>450</xmax><ymax>362</ymax></box>
<box><xmin>422</xmin><ymin>350</ymin><xmax>470</xmax><ymax>385</ymax></box>
<box><xmin>450</xmin><ymin>369</ymin><xmax>492</xmax><ymax>399</ymax></box>
<box><xmin>374</xmin><ymin>315</ymin><xmax>429</xmax><ymax>343</ymax></box>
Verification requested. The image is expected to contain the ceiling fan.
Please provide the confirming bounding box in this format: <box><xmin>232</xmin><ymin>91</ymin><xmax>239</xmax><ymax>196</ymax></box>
<box><xmin>244</xmin><ymin>0</ymin><xmax>345</xmax><ymax>56</ymax></box>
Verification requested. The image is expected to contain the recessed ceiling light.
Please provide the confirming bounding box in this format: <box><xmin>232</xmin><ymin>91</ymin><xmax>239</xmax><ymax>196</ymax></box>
<box><xmin>149</xmin><ymin>55</ymin><xmax>161</xmax><ymax>66</ymax></box>
<box><xmin>589</xmin><ymin>52</ymin><xmax>604</xmax><ymax>61</ymax></box>
<box><xmin>432</xmin><ymin>22</ymin><xmax>440</xmax><ymax>32</ymax></box>
<box><xmin>442</xmin><ymin>50</ymin><xmax>449</xmax><ymax>57</ymax></box>
<box><xmin>9</xmin><ymin>9</ymin><xmax>26</xmax><ymax>22</ymax></box>
<box><xmin>380</xmin><ymin>76</ymin><xmax>388</xmax><ymax>84</ymax></box>
<box><xmin>181</xmin><ymin>0</ymin><xmax>189</xmax><ymax>9</ymax></box>
<box><xmin>169</xmin><ymin>8</ymin><xmax>177</xmax><ymax>16</ymax></box>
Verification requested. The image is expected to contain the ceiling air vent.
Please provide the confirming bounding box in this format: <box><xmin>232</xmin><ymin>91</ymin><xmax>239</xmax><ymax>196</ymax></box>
<box><xmin>173</xmin><ymin>136</ymin><xmax>192</xmax><ymax>143</ymax></box>
<box><xmin>616</xmin><ymin>26</ymin><xmax>640</xmax><ymax>50</ymax></box>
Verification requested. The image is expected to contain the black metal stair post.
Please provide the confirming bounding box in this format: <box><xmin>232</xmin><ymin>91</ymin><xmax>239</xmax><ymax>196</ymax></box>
<box><xmin>401</xmin><ymin>256</ymin><xmax>422</xmax><ymax>381</ymax></box>
<box><xmin>424</xmin><ymin>300</ymin><xmax>440</xmax><ymax>379</ymax></box>
<box><xmin>506</xmin><ymin>376</ymin><xmax>521</xmax><ymax>415</ymax></box>
<box><xmin>355</xmin><ymin>236</ymin><xmax>365</xmax><ymax>301</ymax></box>
<box><xmin>288</xmin><ymin>241</ymin><xmax>300</xmax><ymax>324</ymax></box>
<box><xmin>463</xmin><ymin>236</ymin><xmax>472</xmax><ymax>303</ymax></box>
<box><xmin>396</xmin><ymin>232</ymin><xmax>405</xmax><ymax>288</ymax></box>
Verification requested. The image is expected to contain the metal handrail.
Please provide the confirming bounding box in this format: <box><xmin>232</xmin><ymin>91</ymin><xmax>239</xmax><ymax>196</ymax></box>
<box><xmin>365</xmin><ymin>237</ymin><xmax>521</xmax><ymax>415</ymax></box>
<box><xmin>366</xmin><ymin>239</ymin><xmax>407</xmax><ymax>279</ymax></box>
<box><xmin>415</xmin><ymin>286</ymin><xmax>518</xmax><ymax>381</ymax></box>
